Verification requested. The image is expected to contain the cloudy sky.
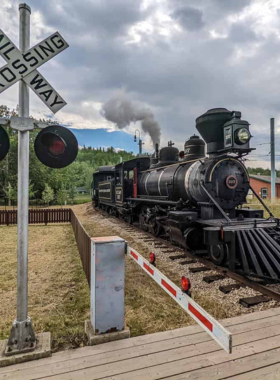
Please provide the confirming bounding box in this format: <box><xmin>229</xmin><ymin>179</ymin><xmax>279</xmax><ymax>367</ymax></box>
<box><xmin>1</xmin><ymin>0</ymin><xmax>280</xmax><ymax>167</ymax></box>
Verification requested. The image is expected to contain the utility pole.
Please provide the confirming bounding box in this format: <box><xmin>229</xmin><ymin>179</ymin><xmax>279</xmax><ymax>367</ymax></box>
<box><xmin>271</xmin><ymin>118</ymin><xmax>276</xmax><ymax>202</ymax></box>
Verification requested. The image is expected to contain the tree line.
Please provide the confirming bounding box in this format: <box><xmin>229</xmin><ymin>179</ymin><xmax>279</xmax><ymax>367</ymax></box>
<box><xmin>0</xmin><ymin>105</ymin><xmax>134</xmax><ymax>205</ymax></box>
<box><xmin>247</xmin><ymin>167</ymin><xmax>280</xmax><ymax>177</ymax></box>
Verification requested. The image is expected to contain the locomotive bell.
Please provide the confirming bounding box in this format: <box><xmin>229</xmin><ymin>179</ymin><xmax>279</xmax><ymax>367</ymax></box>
<box><xmin>183</xmin><ymin>135</ymin><xmax>205</xmax><ymax>161</ymax></box>
<box><xmin>34</xmin><ymin>125</ymin><xmax>78</xmax><ymax>168</ymax></box>
<box><xmin>0</xmin><ymin>125</ymin><xmax>10</xmax><ymax>162</ymax></box>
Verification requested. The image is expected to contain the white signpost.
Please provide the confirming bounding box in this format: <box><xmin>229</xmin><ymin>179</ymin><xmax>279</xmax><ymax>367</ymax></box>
<box><xmin>0</xmin><ymin>3</ymin><xmax>69</xmax><ymax>357</ymax></box>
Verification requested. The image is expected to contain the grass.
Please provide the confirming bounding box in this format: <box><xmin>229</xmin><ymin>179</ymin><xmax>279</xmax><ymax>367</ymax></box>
<box><xmin>0</xmin><ymin>224</ymin><xmax>90</xmax><ymax>352</ymax></box>
<box><xmin>245</xmin><ymin>198</ymin><xmax>280</xmax><ymax>218</ymax></box>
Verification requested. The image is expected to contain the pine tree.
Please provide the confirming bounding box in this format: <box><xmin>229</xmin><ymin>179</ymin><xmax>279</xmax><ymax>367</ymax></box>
<box><xmin>42</xmin><ymin>184</ymin><xmax>54</xmax><ymax>207</ymax></box>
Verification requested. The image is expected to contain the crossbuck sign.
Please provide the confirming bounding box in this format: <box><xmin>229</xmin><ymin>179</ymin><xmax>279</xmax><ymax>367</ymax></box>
<box><xmin>0</xmin><ymin>30</ymin><xmax>68</xmax><ymax>113</ymax></box>
<box><xmin>0</xmin><ymin>3</ymin><xmax>71</xmax><ymax>357</ymax></box>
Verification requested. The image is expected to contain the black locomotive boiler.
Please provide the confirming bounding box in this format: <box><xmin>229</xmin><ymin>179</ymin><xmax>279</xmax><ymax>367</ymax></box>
<box><xmin>92</xmin><ymin>108</ymin><xmax>280</xmax><ymax>282</ymax></box>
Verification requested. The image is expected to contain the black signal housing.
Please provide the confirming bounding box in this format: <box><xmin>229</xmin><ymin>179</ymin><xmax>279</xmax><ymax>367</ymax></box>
<box><xmin>0</xmin><ymin>125</ymin><xmax>10</xmax><ymax>162</ymax></box>
<box><xmin>34</xmin><ymin>125</ymin><xmax>78</xmax><ymax>168</ymax></box>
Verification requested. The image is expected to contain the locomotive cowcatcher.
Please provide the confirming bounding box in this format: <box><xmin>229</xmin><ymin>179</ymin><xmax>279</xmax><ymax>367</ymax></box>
<box><xmin>92</xmin><ymin>108</ymin><xmax>280</xmax><ymax>282</ymax></box>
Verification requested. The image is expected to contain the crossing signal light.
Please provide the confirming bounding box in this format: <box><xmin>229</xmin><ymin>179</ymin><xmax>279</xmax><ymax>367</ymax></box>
<box><xmin>149</xmin><ymin>252</ymin><xmax>156</xmax><ymax>265</ymax></box>
<box><xmin>34</xmin><ymin>125</ymin><xmax>78</xmax><ymax>168</ymax></box>
<box><xmin>181</xmin><ymin>276</ymin><xmax>191</xmax><ymax>293</ymax></box>
<box><xmin>0</xmin><ymin>125</ymin><xmax>10</xmax><ymax>162</ymax></box>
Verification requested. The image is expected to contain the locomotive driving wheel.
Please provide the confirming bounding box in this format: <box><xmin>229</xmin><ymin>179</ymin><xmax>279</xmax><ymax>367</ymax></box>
<box><xmin>149</xmin><ymin>220</ymin><xmax>162</xmax><ymax>237</ymax></box>
<box><xmin>209</xmin><ymin>244</ymin><xmax>229</xmax><ymax>266</ymax></box>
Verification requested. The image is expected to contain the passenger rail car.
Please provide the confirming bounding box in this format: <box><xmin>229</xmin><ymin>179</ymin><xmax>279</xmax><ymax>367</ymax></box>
<box><xmin>92</xmin><ymin>108</ymin><xmax>280</xmax><ymax>282</ymax></box>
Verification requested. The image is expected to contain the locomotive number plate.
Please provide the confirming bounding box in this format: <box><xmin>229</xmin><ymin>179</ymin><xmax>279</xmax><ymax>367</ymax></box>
<box><xmin>226</xmin><ymin>175</ymin><xmax>238</xmax><ymax>189</ymax></box>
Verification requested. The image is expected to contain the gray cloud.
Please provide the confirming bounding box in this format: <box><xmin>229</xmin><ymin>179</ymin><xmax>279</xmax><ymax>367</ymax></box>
<box><xmin>212</xmin><ymin>0</ymin><xmax>252</xmax><ymax>12</ymax></box>
<box><xmin>229</xmin><ymin>22</ymin><xmax>258</xmax><ymax>43</ymax></box>
<box><xmin>171</xmin><ymin>6</ymin><xmax>204</xmax><ymax>31</ymax></box>
<box><xmin>1</xmin><ymin>0</ymin><xmax>280</xmax><ymax>167</ymax></box>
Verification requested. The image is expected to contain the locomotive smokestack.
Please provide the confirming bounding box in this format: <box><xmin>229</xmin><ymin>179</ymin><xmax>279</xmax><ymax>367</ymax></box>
<box><xmin>155</xmin><ymin>143</ymin><xmax>159</xmax><ymax>159</ymax></box>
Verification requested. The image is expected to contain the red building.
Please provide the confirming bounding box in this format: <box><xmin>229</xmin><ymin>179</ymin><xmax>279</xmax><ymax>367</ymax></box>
<box><xmin>249</xmin><ymin>175</ymin><xmax>280</xmax><ymax>199</ymax></box>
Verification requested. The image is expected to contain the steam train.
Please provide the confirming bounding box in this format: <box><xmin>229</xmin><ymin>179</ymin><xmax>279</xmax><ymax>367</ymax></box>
<box><xmin>92</xmin><ymin>108</ymin><xmax>280</xmax><ymax>282</ymax></box>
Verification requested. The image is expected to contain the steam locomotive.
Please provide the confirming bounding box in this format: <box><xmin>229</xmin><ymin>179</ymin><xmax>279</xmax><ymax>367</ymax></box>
<box><xmin>92</xmin><ymin>108</ymin><xmax>280</xmax><ymax>282</ymax></box>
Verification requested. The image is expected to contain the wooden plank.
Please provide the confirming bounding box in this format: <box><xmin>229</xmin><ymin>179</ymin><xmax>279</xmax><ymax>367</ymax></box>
<box><xmin>1</xmin><ymin>308</ymin><xmax>280</xmax><ymax>375</ymax></box>
<box><xmin>232</xmin><ymin>361</ymin><xmax>280</xmax><ymax>380</ymax></box>
<box><xmin>168</xmin><ymin>347</ymin><xmax>280</xmax><ymax>379</ymax></box>
<box><xmin>239</xmin><ymin>295</ymin><xmax>271</xmax><ymax>308</ymax></box>
<box><xmin>23</xmin><ymin>331</ymin><xmax>280</xmax><ymax>380</ymax></box>
<box><xmin>2</xmin><ymin>318</ymin><xmax>280</xmax><ymax>380</ymax></box>
<box><xmin>2</xmin><ymin>307</ymin><xmax>280</xmax><ymax>375</ymax></box>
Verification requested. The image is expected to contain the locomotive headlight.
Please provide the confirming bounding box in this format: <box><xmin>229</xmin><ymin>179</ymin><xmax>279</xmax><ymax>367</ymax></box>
<box><xmin>235</xmin><ymin>128</ymin><xmax>251</xmax><ymax>145</ymax></box>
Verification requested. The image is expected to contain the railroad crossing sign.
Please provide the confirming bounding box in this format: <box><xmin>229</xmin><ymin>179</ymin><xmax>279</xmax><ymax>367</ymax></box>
<box><xmin>0</xmin><ymin>3</ymin><xmax>75</xmax><ymax>359</ymax></box>
<box><xmin>0</xmin><ymin>29</ymin><xmax>69</xmax><ymax>113</ymax></box>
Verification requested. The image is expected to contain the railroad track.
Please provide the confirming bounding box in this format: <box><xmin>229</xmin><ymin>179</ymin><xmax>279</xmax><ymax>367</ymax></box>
<box><xmin>96</xmin><ymin>208</ymin><xmax>280</xmax><ymax>305</ymax></box>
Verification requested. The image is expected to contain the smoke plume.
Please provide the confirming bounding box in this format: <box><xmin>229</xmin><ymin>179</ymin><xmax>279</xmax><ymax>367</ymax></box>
<box><xmin>101</xmin><ymin>90</ymin><xmax>161</xmax><ymax>147</ymax></box>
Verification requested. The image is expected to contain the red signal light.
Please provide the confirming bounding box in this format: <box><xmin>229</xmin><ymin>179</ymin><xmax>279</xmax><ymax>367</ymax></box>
<box><xmin>149</xmin><ymin>252</ymin><xmax>156</xmax><ymax>265</ymax></box>
<box><xmin>42</xmin><ymin>133</ymin><xmax>66</xmax><ymax>157</ymax></box>
<box><xmin>181</xmin><ymin>276</ymin><xmax>191</xmax><ymax>292</ymax></box>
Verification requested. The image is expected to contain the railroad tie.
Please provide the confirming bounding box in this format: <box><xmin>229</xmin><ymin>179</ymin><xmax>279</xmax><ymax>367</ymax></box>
<box><xmin>189</xmin><ymin>266</ymin><xmax>211</xmax><ymax>273</ymax></box>
<box><xmin>203</xmin><ymin>274</ymin><xmax>226</xmax><ymax>283</ymax></box>
<box><xmin>239</xmin><ymin>295</ymin><xmax>271</xmax><ymax>308</ymax></box>
<box><xmin>169</xmin><ymin>254</ymin><xmax>186</xmax><ymax>260</ymax></box>
<box><xmin>179</xmin><ymin>259</ymin><xmax>197</xmax><ymax>265</ymax></box>
<box><xmin>219</xmin><ymin>284</ymin><xmax>246</xmax><ymax>294</ymax></box>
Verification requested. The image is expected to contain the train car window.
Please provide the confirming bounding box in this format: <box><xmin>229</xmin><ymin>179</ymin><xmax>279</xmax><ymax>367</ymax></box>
<box><xmin>115</xmin><ymin>171</ymin><xmax>121</xmax><ymax>184</ymax></box>
<box><xmin>261</xmin><ymin>188</ymin><xmax>268</xmax><ymax>199</ymax></box>
<box><xmin>129</xmin><ymin>171</ymin><xmax>134</xmax><ymax>179</ymax></box>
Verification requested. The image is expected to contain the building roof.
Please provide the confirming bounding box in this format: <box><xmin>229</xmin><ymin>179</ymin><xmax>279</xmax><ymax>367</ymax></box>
<box><xmin>250</xmin><ymin>175</ymin><xmax>280</xmax><ymax>184</ymax></box>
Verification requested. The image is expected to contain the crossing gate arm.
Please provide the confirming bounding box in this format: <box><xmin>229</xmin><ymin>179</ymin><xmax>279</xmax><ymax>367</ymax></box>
<box><xmin>127</xmin><ymin>246</ymin><xmax>232</xmax><ymax>354</ymax></box>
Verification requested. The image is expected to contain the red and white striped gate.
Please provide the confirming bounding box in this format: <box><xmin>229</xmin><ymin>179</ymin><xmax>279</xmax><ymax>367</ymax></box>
<box><xmin>127</xmin><ymin>246</ymin><xmax>232</xmax><ymax>354</ymax></box>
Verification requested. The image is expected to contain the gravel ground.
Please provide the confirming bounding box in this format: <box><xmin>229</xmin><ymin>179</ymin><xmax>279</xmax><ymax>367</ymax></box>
<box><xmin>75</xmin><ymin>203</ymin><xmax>280</xmax><ymax>321</ymax></box>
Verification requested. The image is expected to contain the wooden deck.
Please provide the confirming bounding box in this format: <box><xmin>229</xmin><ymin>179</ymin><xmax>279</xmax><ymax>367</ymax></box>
<box><xmin>1</xmin><ymin>307</ymin><xmax>280</xmax><ymax>379</ymax></box>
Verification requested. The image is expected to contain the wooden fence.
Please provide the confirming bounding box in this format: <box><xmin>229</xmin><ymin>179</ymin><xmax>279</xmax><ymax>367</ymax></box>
<box><xmin>0</xmin><ymin>207</ymin><xmax>92</xmax><ymax>285</ymax></box>
<box><xmin>0</xmin><ymin>208</ymin><xmax>72</xmax><ymax>226</ymax></box>
<box><xmin>70</xmin><ymin>210</ymin><xmax>91</xmax><ymax>285</ymax></box>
